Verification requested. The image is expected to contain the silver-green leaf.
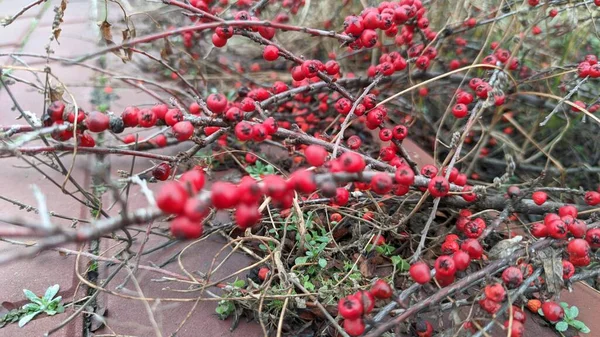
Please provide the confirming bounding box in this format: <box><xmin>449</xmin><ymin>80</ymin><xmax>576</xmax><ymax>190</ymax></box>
<box><xmin>18</xmin><ymin>311</ymin><xmax>40</xmax><ymax>327</ymax></box>
<box><xmin>555</xmin><ymin>321</ymin><xmax>569</xmax><ymax>332</ymax></box>
<box><xmin>22</xmin><ymin>290</ymin><xmax>42</xmax><ymax>305</ymax></box>
<box><xmin>43</xmin><ymin>284</ymin><xmax>60</xmax><ymax>302</ymax></box>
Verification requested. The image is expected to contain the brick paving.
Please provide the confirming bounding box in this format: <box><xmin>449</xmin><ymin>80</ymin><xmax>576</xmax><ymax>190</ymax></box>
<box><xmin>1</xmin><ymin>1</ymin><xmax>599</xmax><ymax>337</ymax></box>
<box><xmin>0</xmin><ymin>1</ymin><xmax>261</xmax><ymax>336</ymax></box>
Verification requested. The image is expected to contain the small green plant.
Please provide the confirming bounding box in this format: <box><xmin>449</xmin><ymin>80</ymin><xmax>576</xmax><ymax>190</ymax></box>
<box><xmin>245</xmin><ymin>161</ymin><xmax>275</xmax><ymax>179</ymax></box>
<box><xmin>0</xmin><ymin>284</ymin><xmax>65</xmax><ymax>328</ymax></box>
<box><xmin>215</xmin><ymin>300</ymin><xmax>236</xmax><ymax>320</ymax></box>
<box><xmin>538</xmin><ymin>302</ymin><xmax>590</xmax><ymax>334</ymax></box>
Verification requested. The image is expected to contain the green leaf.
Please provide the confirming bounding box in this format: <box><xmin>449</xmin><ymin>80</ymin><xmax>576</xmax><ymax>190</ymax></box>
<box><xmin>232</xmin><ymin>279</ymin><xmax>246</xmax><ymax>288</ymax></box>
<box><xmin>18</xmin><ymin>311</ymin><xmax>40</xmax><ymax>327</ymax></box>
<box><xmin>560</xmin><ymin>302</ymin><xmax>569</xmax><ymax>309</ymax></box>
<box><xmin>391</xmin><ymin>256</ymin><xmax>410</xmax><ymax>271</ymax></box>
<box><xmin>22</xmin><ymin>303</ymin><xmax>40</xmax><ymax>312</ymax></box>
<box><xmin>295</xmin><ymin>256</ymin><xmax>308</xmax><ymax>265</ymax></box>
<box><xmin>43</xmin><ymin>285</ymin><xmax>60</xmax><ymax>302</ymax></box>
<box><xmin>318</xmin><ymin>258</ymin><xmax>327</xmax><ymax>268</ymax></box>
<box><xmin>56</xmin><ymin>305</ymin><xmax>64</xmax><ymax>314</ymax></box>
<box><xmin>571</xmin><ymin>320</ymin><xmax>590</xmax><ymax>333</ymax></box>
<box><xmin>570</xmin><ymin>306</ymin><xmax>579</xmax><ymax>319</ymax></box>
<box><xmin>22</xmin><ymin>290</ymin><xmax>42</xmax><ymax>305</ymax></box>
<box><xmin>538</xmin><ymin>308</ymin><xmax>544</xmax><ymax>316</ymax></box>
<box><xmin>555</xmin><ymin>321</ymin><xmax>569</xmax><ymax>332</ymax></box>
<box><xmin>306</xmin><ymin>251</ymin><xmax>314</xmax><ymax>257</ymax></box>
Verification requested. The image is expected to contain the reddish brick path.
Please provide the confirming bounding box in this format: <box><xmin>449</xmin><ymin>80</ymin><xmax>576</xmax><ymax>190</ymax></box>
<box><xmin>1</xmin><ymin>1</ymin><xmax>599</xmax><ymax>337</ymax></box>
<box><xmin>0</xmin><ymin>1</ymin><xmax>262</xmax><ymax>336</ymax></box>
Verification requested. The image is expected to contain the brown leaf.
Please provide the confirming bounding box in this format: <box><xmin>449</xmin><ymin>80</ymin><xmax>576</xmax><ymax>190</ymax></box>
<box><xmin>99</xmin><ymin>20</ymin><xmax>114</xmax><ymax>45</ymax></box>
<box><xmin>160</xmin><ymin>41</ymin><xmax>173</xmax><ymax>61</ymax></box>
<box><xmin>359</xmin><ymin>258</ymin><xmax>375</xmax><ymax>278</ymax></box>
<box><xmin>60</xmin><ymin>0</ymin><xmax>67</xmax><ymax>11</ymax></box>
<box><xmin>53</xmin><ymin>28</ymin><xmax>62</xmax><ymax>41</ymax></box>
<box><xmin>539</xmin><ymin>248</ymin><xmax>563</xmax><ymax>295</ymax></box>
<box><xmin>99</xmin><ymin>20</ymin><xmax>128</xmax><ymax>62</ymax></box>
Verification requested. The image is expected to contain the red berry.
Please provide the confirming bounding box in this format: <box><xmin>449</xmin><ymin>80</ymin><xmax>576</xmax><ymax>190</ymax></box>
<box><xmin>257</xmin><ymin>267</ymin><xmax>270</xmax><ymax>281</ymax></box>
<box><xmin>183</xmin><ymin>198</ymin><xmax>209</xmax><ymax>222</ymax></box>
<box><xmin>585</xmin><ymin>191</ymin><xmax>600</xmax><ymax>206</ymax></box>
<box><xmin>395</xmin><ymin>167</ymin><xmax>415</xmax><ymax>186</ymax></box>
<box><xmin>332</xmin><ymin>188</ymin><xmax>350</xmax><ymax>206</ymax></box>
<box><xmin>503</xmin><ymin>320</ymin><xmax>524</xmax><ymax>337</ymax></box>
<box><xmin>558</xmin><ymin>205</ymin><xmax>577</xmax><ymax>218</ymax></box>
<box><xmin>235</xmin><ymin>121</ymin><xmax>253</xmax><ymax>141</ymax></box>
<box><xmin>541</xmin><ymin>301</ymin><xmax>564</xmax><ymax>322</ymax></box>
<box><xmin>121</xmin><ymin>106</ymin><xmax>139</xmax><ymax>127</ymax></box>
<box><xmin>180</xmin><ymin>168</ymin><xmax>205</xmax><ymax>194</ymax></box>
<box><xmin>532</xmin><ymin>191</ymin><xmax>547</xmax><ymax>205</ymax></box>
<box><xmin>235</xmin><ymin>203</ymin><xmax>261</xmax><ymax>229</ymax></box>
<box><xmin>428</xmin><ymin>176</ymin><xmax>450</xmax><ymax>198</ymax></box>
<box><xmin>188</xmin><ymin>102</ymin><xmax>201</xmax><ymax>115</ymax></box>
<box><xmin>421</xmin><ymin>164</ymin><xmax>438</xmax><ymax>178</ymax></box>
<box><xmin>238</xmin><ymin>176</ymin><xmax>263</xmax><ymax>205</ymax></box>
<box><xmin>567</xmin><ymin>238</ymin><xmax>590</xmax><ymax>257</ymax></box>
<box><xmin>484</xmin><ymin>283</ymin><xmax>506</xmax><ymax>302</ymax></box>
<box><xmin>434</xmin><ymin>255</ymin><xmax>457</xmax><ymax>277</ymax></box>
<box><xmin>370</xmin><ymin>173</ymin><xmax>393</xmax><ymax>194</ymax></box>
<box><xmin>452</xmin><ymin>250</ymin><xmax>471</xmax><ymax>271</ymax></box>
<box><xmin>338</xmin><ymin>296</ymin><xmax>363</xmax><ymax>320</ymax></box>
<box><xmin>409</xmin><ymin>261</ymin><xmax>431</xmax><ymax>284</ymax></box>
<box><xmin>207</xmin><ymin>93</ymin><xmax>228</xmax><ymax>114</ymax></box>
<box><xmin>586</xmin><ymin>228</ymin><xmax>600</xmax><ymax>248</ymax></box>
<box><xmin>360</xmin><ymin>29</ymin><xmax>378</xmax><ymax>48</ymax></box>
<box><xmin>211</xmin><ymin>182</ymin><xmax>239</xmax><ymax>209</ymax></box>
<box><xmin>212</xmin><ymin>33</ymin><xmax>227</xmax><ymax>47</ymax></box>
<box><xmin>392</xmin><ymin>125</ymin><xmax>408</xmax><ymax>140</ymax></box>
<box><xmin>170</xmin><ymin>216</ymin><xmax>203</xmax><ymax>239</ymax></box>
<box><xmin>354</xmin><ymin>290</ymin><xmax>375</xmax><ymax>313</ymax></box>
<box><xmin>530</xmin><ymin>222</ymin><xmax>548</xmax><ymax>238</ymax></box>
<box><xmin>156</xmin><ymin>181</ymin><xmax>188</xmax><ymax>214</ymax></box>
<box><xmin>152</xmin><ymin>163</ymin><xmax>171</xmax><ymax>181</ymax></box>
<box><xmin>241</xmin><ymin>97</ymin><xmax>256</xmax><ymax>112</ymax></box>
<box><xmin>325</xmin><ymin>60</ymin><xmax>340</xmax><ymax>75</ymax></box>
<box><xmin>415</xmin><ymin>319</ymin><xmax>434</xmax><ymax>337</ymax></box>
<box><xmin>165</xmin><ymin>109</ymin><xmax>184</xmax><ymax>126</ymax></box>
<box><xmin>568</xmin><ymin>218</ymin><xmax>586</xmax><ymax>238</ymax></box>
<box><xmin>339</xmin><ymin>152</ymin><xmax>366</xmax><ymax>173</ymax></box>
<box><xmin>85</xmin><ymin>111</ymin><xmax>109</xmax><ymax>132</ymax></box>
<box><xmin>47</xmin><ymin>101</ymin><xmax>66</xmax><ymax>121</ymax></box>
<box><xmin>547</xmin><ymin>219</ymin><xmax>568</xmax><ymax>239</ymax></box>
<box><xmin>288</xmin><ymin>169</ymin><xmax>317</xmax><ymax>194</ymax></box>
<box><xmin>451</xmin><ymin>103</ymin><xmax>468</xmax><ymax>118</ymax></box>
<box><xmin>501</xmin><ymin>267</ymin><xmax>523</xmax><ymax>289</ymax></box>
<box><xmin>479</xmin><ymin>298</ymin><xmax>501</xmax><ymax>314</ymax></box>
<box><xmin>562</xmin><ymin>260</ymin><xmax>575</xmax><ymax>280</ymax></box>
<box><xmin>172</xmin><ymin>121</ymin><xmax>194</xmax><ymax>141</ymax></box>
<box><xmin>77</xmin><ymin>132</ymin><xmax>95</xmax><ymax>147</ymax></box>
<box><xmin>461</xmin><ymin>239</ymin><xmax>483</xmax><ymax>259</ymax></box>
<box><xmin>511</xmin><ymin>305</ymin><xmax>527</xmax><ymax>323</ymax></box>
<box><xmin>370</xmin><ymin>280</ymin><xmax>393</xmax><ymax>299</ymax></box>
<box><xmin>242</xmin><ymin>152</ymin><xmax>257</xmax><ymax>164</ymax></box>
<box><xmin>138</xmin><ymin>109</ymin><xmax>157</xmax><ymax>128</ymax></box>
<box><xmin>304</xmin><ymin>145</ymin><xmax>328</xmax><ymax>166</ymax></box>
<box><xmin>263</xmin><ymin>45</ymin><xmax>279</xmax><ymax>61</ymax></box>
<box><xmin>335</xmin><ymin>98</ymin><xmax>352</xmax><ymax>115</ymax></box>
<box><xmin>343</xmin><ymin>318</ymin><xmax>365</xmax><ymax>337</ymax></box>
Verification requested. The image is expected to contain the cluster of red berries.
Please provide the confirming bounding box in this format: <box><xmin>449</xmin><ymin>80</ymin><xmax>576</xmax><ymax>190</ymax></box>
<box><xmin>156</xmin><ymin>167</ymin><xmax>207</xmax><ymax>239</ymax></box>
<box><xmin>577</xmin><ymin>54</ymin><xmax>600</xmax><ymax>78</ymax></box>
<box><xmin>44</xmin><ymin>100</ymin><xmax>197</xmax><ymax>146</ymax></box>
<box><xmin>343</xmin><ymin>1</ymin><xmax>436</xmax><ymax>55</ymax></box>
<box><xmin>409</xmin><ymin>233</ymin><xmax>481</xmax><ymax>286</ymax></box>
<box><xmin>337</xmin><ymin>280</ymin><xmax>393</xmax><ymax>336</ymax></box>
<box><xmin>529</xmin><ymin>205</ymin><xmax>598</xmax><ymax>267</ymax></box>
